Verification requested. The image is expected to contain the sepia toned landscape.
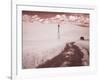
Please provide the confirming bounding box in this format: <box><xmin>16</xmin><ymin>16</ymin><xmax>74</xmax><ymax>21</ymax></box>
<box><xmin>22</xmin><ymin>11</ymin><xmax>89</xmax><ymax>69</ymax></box>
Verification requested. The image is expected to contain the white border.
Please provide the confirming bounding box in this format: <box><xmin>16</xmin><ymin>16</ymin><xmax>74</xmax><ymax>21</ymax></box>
<box><xmin>12</xmin><ymin>3</ymin><xmax>98</xmax><ymax>80</ymax></box>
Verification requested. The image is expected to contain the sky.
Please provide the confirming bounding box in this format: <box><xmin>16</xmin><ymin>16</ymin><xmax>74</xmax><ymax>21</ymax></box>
<box><xmin>22</xmin><ymin>11</ymin><xmax>89</xmax><ymax>25</ymax></box>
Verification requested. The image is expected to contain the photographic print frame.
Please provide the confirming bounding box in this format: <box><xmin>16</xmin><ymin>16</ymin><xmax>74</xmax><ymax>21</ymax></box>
<box><xmin>11</xmin><ymin>1</ymin><xmax>98</xmax><ymax>80</ymax></box>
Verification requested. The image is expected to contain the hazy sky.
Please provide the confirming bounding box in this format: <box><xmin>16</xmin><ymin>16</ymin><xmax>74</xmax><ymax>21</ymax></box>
<box><xmin>22</xmin><ymin>11</ymin><xmax>89</xmax><ymax>19</ymax></box>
